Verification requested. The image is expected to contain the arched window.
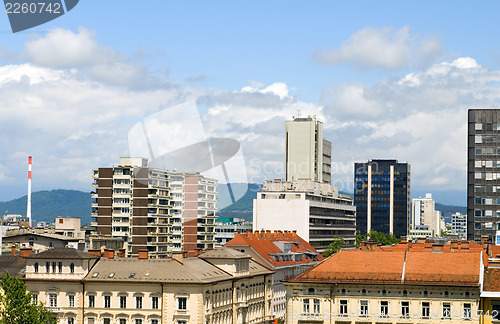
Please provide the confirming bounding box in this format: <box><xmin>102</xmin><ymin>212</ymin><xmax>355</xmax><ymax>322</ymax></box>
<box><xmin>70</xmin><ymin>263</ymin><xmax>75</xmax><ymax>274</ymax></box>
<box><xmin>34</xmin><ymin>262</ymin><xmax>38</xmax><ymax>273</ymax></box>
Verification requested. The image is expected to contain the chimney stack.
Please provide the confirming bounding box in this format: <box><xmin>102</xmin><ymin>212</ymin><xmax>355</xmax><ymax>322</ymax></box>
<box><xmin>11</xmin><ymin>246</ymin><xmax>16</xmax><ymax>256</ymax></box>
<box><xmin>103</xmin><ymin>249</ymin><xmax>114</xmax><ymax>259</ymax></box>
<box><xmin>118</xmin><ymin>249</ymin><xmax>126</xmax><ymax>258</ymax></box>
<box><xmin>138</xmin><ymin>250</ymin><xmax>149</xmax><ymax>260</ymax></box>
<box><xmin>87</xmin><ymin>249</ymin><xmax>101</xmax><ymax>257</ymax></box>
<box><xmin>19</xmin><ymin>247</ymin><xmax>32</xmax><ymax>257</ymax></box>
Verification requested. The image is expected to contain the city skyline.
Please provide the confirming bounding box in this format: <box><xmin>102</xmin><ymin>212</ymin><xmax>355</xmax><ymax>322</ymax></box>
<box><xmin>3</xmin><ymin>2</ymin><xmax>500</xmax><ymax>205</ymax></box>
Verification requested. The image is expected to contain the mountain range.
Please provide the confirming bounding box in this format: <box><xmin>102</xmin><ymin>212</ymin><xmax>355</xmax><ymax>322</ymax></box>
<box><xmin>0</xmin><ymin>185</ymin><xmax>467</xmax><ymax>225</ymax></box>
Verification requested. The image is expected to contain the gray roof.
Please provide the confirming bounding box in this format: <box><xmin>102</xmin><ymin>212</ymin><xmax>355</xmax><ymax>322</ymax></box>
<box><xmin>84</xmin><ymin>257</ymin><xmax>272</xmax><ymax>284</ymax></box>
<box><xmin>4</xmin><ymin>232</ymin><xmax>81</xmax><ymax>241</ymax></box>
<box><xmin>199</xmin><ymin>246</ymin><xmax>251</xmax><ymax>260</ymax></box>
<box><xmin>27</xmin><ymin>248</ymin><xmax>99</xmax><ymax>260</ymax></box>
<box><xmin>0</xmin><ymin>255</ymin><xmax>26</xmax><ymax>278</ymax></box>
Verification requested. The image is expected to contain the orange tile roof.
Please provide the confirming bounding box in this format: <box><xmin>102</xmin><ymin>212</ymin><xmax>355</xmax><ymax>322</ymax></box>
<box><xmin>225</xmin><ymin>231</ymin><xmax>323</xmax><ymax>268</ymax></box>
<box><xmin>483</xmin><ymin>268</ymin><xmax>500</xmax><ymax>292</ymax></box>
<box><xmin>288</xmin><ymin>249</ymin><xmax>481</xmax><ymax>287</ymax></box>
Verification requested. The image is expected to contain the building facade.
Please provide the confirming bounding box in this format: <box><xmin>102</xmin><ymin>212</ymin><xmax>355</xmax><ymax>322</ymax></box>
<box><xmin>253</xmin><ymin>179</ymin><xmax>356</xmax><ymax>251</ymax></box>
<box><xmin>214</xmin><ymin>218</ymin><xmax>252</xmax><ymax>247</ymax></box>
<box><xmin>285</xmin><ymin>249</ymin><xmax>483</xmax><ymax>324</ymax></box>
<box><xmin>92</xmin><ymin>157</ymin><xmax>217</xmax><ymax>258</ymax></box>
<box><xmin>285</xmin><ymin>116</ymin><xmax>331</xmax><ymax>184</ymax></box>
<box><xmin>226</xmin><ymin>230</ymin><xmax>323</xmax><ymax>322</ymax></box>
<box><xmin>354</xmin><ymin>159</ymin><xmax>411</xmax><ymax>237</ymax></box>
<box><xmin>467</xmin><ymin>109</ymin><xmax>500</xmax><ymax>242</ymax></box>
<box><xmin>411</xmin><ymin>193</ymin><xmax>442</xmax><ymax>237</ymax></box>
<box><xmin>451</xmin><ymin>212</ymin><xmax>468</xmax><ymax>239</ymax></box>
<box><xmin>22</xmin><ymin>247</ymin><xmax>274</xmax><ymax>324</ymax></box>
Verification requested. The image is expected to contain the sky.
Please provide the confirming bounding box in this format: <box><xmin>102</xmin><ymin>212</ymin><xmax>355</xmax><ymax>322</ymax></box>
<box><xmin>1</xmin><ymin>1</ymin><xmax>500</xmax><ymax>205</ymax></box>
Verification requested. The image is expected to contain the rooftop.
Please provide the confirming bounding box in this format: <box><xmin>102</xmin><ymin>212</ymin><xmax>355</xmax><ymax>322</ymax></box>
<box><xmin>26</xmin><ymin>248</ymin><xmax>99</xmax><ymax>260</ymax></box>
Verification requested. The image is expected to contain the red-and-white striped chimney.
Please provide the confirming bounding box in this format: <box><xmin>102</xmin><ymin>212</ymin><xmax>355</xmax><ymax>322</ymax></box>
<box><xmin>27</xmin><ymin>156</ymin><xmax>32</xmax><ymax>227</ymax></box>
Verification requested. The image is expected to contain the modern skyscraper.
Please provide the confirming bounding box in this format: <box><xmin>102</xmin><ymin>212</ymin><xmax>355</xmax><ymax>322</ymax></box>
<box><xmin>354</xmin><ymin>159</ymin><xmax>411</xmax><ymax>237</ymax></box>
<box><xmin>411</xmin><ymin>193</ymin><xmax>442</xmax><ymax>236</ymax></box>
<box><xmin>91</xmin><ymin>157</ymin><xmax>217</xmax><ymax>258</ymax></box>
<box><xmin>285</xmin><ymin>116</ymin><xmax>332</xmax><ymax>184</ymax></box>
<box><xmin>467</xmin><ymin>109</ymin><xmax>500</xmax><ymax>242</ymax></box>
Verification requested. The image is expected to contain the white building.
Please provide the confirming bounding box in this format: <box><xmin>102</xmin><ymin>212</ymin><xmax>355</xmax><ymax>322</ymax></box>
<box><xmin>451</xmin><ymin>212</ymin><xmax>467</xmax><ymax>239</ymax></box>
<box><xmin>285</xmin><ymin>116</ymin><xmax>331</xmax><ymax>184</ymax></box>
<box><xmin>411</xmin><ymin>193</ymin><xmax>441</xmax><ymax>236</ymax></box>
<box><xmin>253</xmin><ymin>179</ymin><xmax>356</xmax><ymax>251</ymax></box>
<box><xmin>214</xmin><ymin>218</ymin><xmax>252</xmax><ymax>247</ymax></box>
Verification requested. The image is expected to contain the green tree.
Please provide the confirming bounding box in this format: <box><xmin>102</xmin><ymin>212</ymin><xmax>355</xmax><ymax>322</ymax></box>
<box><xmin>0</xmin><ymin>273</ymin><xmax>56</xmax><ymax>324</ymax></box>
<box><xmin>356</xmin><ymin>230</ymin><xmax>400</xmax><ymax>248</ymax></box>
<box><xmin>323</xmin><ymin>237</ymin><xmax>345</xmax><ymax>257</ymax></box>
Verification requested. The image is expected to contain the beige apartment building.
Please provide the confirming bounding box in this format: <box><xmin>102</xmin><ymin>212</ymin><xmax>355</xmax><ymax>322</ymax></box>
<box><xmin>285</xmin><ymin>249</ymin><xmax>483</xmax><ymax>324</ymax></box>
<box><xmin>92</xmin><ymin>157</ymin><xmax>217</xmax><ymax>258</ymax></box>
<box><xmin>23</xmin><ymin>247</ymin><xmax>274</xmax><ymax>324</ymax></box>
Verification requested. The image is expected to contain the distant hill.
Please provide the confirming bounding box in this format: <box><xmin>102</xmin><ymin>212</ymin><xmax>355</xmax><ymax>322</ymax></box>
<box><xmin>0</xmin><ymin>186</ymin><xmax>467</xmax><ymax>226</ymax></box>
<box><xmin>0</xmin><ymin>189</ymin><xmax>91</xmax><ymax>225</ymax></box>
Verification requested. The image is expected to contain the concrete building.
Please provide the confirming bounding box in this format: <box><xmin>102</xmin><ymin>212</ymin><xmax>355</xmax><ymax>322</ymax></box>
<box><xmin>451</xmin><ymin>212</ymin><xmax>468</xmax><ymax>239</ymax></box>
<box><xmin>253</xmin><ymin>179</ymin><xmax>356</xmax><ymax>251</ymax></box>
<box><xmin>285</xmin><ymin>249</ymin><xmax>483</xmax><ymax>324</ymax></box>
<box><xmin>226</xmin><ymin>230</ymin><xmax>323</xmax><ymax>322</ymax></box>
<box><xmin>467</xmin><ymin>109</ymin><xmax>500</xmax><ymax>242</ymax></box>
<box><xmin>54</xmin><ymin>217</ymin><xmax>85</xmax><ymax>239</ymax></box>
<box><xmin>92</xmin><ymin>157</ymin><xmax>217</xmax><ymax>258</ymax></box>
<box><xmin>214</xmin><ymin>218</ymin><xmax>252</xmax><ymax>247</ymax></box>
<box><xmin>285</xmin><ymin>116</ymin><xmax>331</xmax><ymax>184</ymax></box>
<box><xmin>354</xmin><ymin>159</ymin><xmax>411</xmax><ymax>238</ymax></box>
<box><xmin>22</xmin><ymin>247</ymin><xmax>274</xmax><ymax>324</ymax></box>
<box><xmin>3</xmin><ymin>228</ymin><xmax>84</xmax><ymax>252</ymax></box>
<box><xmin>411</xmin><ymin>193</ymin><xmax>442</xmax><ymax>237</ymax></box>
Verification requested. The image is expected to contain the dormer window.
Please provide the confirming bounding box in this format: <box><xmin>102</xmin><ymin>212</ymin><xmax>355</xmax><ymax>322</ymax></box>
<box><xmin>34</xmin><ymin>262</ymin><xmax>38</xmax><ymax>273</ymax></box>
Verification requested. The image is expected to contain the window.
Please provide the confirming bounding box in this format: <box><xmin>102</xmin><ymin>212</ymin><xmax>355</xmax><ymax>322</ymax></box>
<box><xmin>463</xmin><ymin>303</ymin><xmax>472</xmax><ymax>319</ymax></box>
<box><xmin>119</xmin><ymin>320</ymin><xmax>126</xmax><ymax>324</ymax></box>
<box><xmin>70</xmin><ymin>263</ymin><xmax>74</xmax><ymax>274</ymax></box>
<box><xmin>68</xmin><ymin>295</ymin><xmax>74</xmax><ymax>307</ymax></box>
<box><xmin>151</xmin><ymin>320</ymin><xmax>158</xmax><ymax>324</ymax></box>
<box><xmin>58</xmin><ymin>262</ymin><xmax>63</xmax><ymax>273</ymax></box>
<box><xmin>380</xmin><ymin>300</ymin><xmax>388</xmax><ymax>316</ymax></box>
<box><xmin>443</xmin><ymin>302</ymin><xmax>451</xmax><ymax>318</ymax></box>
<box><xmin>68</xmin><ymin>319</ymin><xmax>74</xmax><ymax>324</ymax></box>
<box><xmin>120</xmin><ymin>296</ymin><xmax>127</xmax><ymax>309</ymax></box>
<box><xmin>104</xmin><ymin>295</ymin><xmax>111</xmax><ymax>308</ymax></box>
<box><xmin>32</xmin><ymin>293</ymin><xmax>38</xmax><ymax>304</ymax></box>
<box><xmin>303</xmin><ymin>298</ymin><xmax>310</xmax><ymax>313</ymax></box>
<box><xmin>136</xmin><ymin>296</ymin><xmax>142</xmax><ymax>309</ymax></box>
<box><xmin>49</xmin><ymin>293</ymin><xmax>57</xmax><ymax>307</ymax></box>
<box><xmin>422</xmin><ymin>302</ymin><xmax>430</xmax><ymax>318</ymax></box>
<box><xmin>313</xmin><ymin>299</ymin><xmax>320</xmax><ymax>314</ymax></box>
<box><xmin>46</xmin><ymin>262</ymin><xmax>50</xmax><ymax>273</ymax></box>
<box><xmin>135</xmin><ymin>320</ymin><xmax>142</xmax><ymax>324</ymax></box>
<box><xmin>52</xmin><ymin>262</ymin><xmax>56</xmax><ymax>273</ymax></box>
<box><xmin>177</xmin><ymin>297</ymin><xmax>187</xmax><ymax>310</ymax></box>
<box><xmin>152</xmin><ymin>296</ymin><xmax>159</xmax><ymax>309</ymax></box>
<box><xmin>88</xmin><ymin>295</ymin><xmax>95</xmax><ymax>308</ymax></box>
<box><xmin>34</xmin><ymin>262</ymin><xmax>38</xmax><ymax>273</ymax></box>
<box><xmin>103</xmin><ymin>319</ymin><xmax>110</xmax><ymax>324</ymax></box>
<box><xmin>339</xmin><ymin>300</ymin><xmax>347</xmax><ymax>315</ymax></box>
<box><xmin>401</xmin><ymin>301</ymin><xmax>409</xmax><ymax>316</ymax></box>
<box><xmin>360</xmin><ymin>300</ymin><xmax>368</xmax><ymax>316</ymax></box>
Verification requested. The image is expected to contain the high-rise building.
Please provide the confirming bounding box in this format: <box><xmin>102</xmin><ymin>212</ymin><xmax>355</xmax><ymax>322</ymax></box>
<box><xmin>467</xmin><ymin>109</ymin><xmax>500</xmax><ymax>242</ymax></box>
<box><xmin>411</xmin><ymin>193</ymin><xmax>442</xmax><ymax>237</ymax></box>
<box><xmin>91</xmin><ymin>157</ymin><xmax>217</xmax><ymax>258</ymax></box>
<box><xmin>451</xmin><ymin>212</ymin><xmax>467</xmax><ymax>239</ymax></box>
<box><xmin>285</xmin><ymin>116</ymin><xmax>332</xmax><ymax>184</ymax></box>
<box><xmin>354</xmin><ymin>159</ymin><xmax>411</xmax><ymax>237</ymax></box>
<box><xmin>253</xmin><ymin>179</ymin><xmax>356</xmax><ymax>251</ymax></box>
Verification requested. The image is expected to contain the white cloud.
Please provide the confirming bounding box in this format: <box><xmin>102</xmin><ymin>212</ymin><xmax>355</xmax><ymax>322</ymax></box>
<box><xmin>314</xmin><ymin>26</ymin><xmax>443</xmax><ymax>69</ymax></box>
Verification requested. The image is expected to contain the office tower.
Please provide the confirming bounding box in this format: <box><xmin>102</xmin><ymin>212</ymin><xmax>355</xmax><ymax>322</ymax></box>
<box><xmin>354</xmin><ymin>159</ymin><xmax>411</xmax><ymax>237</ymax></box>
<box><xmin>467</xmin><ymin>109</ymin><xmax>500</xmax><ymax>242</ymax></box>
<box><xmin>91</xmin><ymin>157</ymin><xmax>217</xmax><ymax>258</ymax></box>
<box><xmin>286</xmin><ymin>116</ymin><xmax>332</xmax><ymax>184</ymax></box>
<box><xmin>411</xmin><ymin>193</ymin><xmax>442</xmax><ymax>236</ymax></box>
<box><xmin>253</xmin><ymin>179</ymin><xmax>356</xmax><ymax>251</ymax></box>
<box><xmin>451</xmin><ymin>212</ymin><xmax>467</xmax><ymax>239</ymax></box>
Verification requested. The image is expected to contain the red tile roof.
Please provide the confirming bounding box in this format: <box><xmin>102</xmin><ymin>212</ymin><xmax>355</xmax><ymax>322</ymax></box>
<box><xmin>483</xmin><ymin>268</ymin><xmax>500</xmax><ymax>292</ymax></box>
<box><xmin>225</xmin><ymin>231</ymin><xmax>323</xmax><ymax>267</ymax></box>
<box><xmin>288</xmin><ymin>249</ymin><xmax>481</xmax><ymax>287</ymax></box>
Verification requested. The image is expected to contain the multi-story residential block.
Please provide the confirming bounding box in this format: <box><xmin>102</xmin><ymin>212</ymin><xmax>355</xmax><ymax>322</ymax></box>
<box><xmin>411</xmin><ymin>193</ymin><xmax>442</xmax><ymax>237</ymax></box>
<box><xmin>21</xmin><ymin>247</ymin><xmax>274</xmax><ymax>324</ymax></box>
<box><xmin>285</xmin><ymin>248</ymin><xmax>483</xmax><ymax>324</ymax></box>
<box><xmin>467</xmin><ymin>109</ymin><xmax>500</xmax><ymax>242</ymax></box>
<box><xmin>451</xmin><ymin>212</ymin><xmax>468</xmax><ymax>239</ymax></box>
<box><xmin>3</xmin><ymin>228</ymin><xmax>84</xmax><ymax>252</ymax></box>
<box><xmin>285</xmin><ymin>116</ymin><xmax>331</xmax><ymax>184</ymax></box>
<box><xmin>91</xmin><ymin>157</ymin><xmax>217</xmax><ymax>258</ymax></box>
<box><xmin>354</xmin><ymin>159</ymin><xmax>411</xmax><ymax>237</ymax></box>
<box><xmin>226</xmin><ymin>230</ymin><xmax>323</xmax><ymax>323</ymax></box>
<box><xmin>253</xmin><ymin>179</ymin><xmax>356</xmax><ymax>251</ymax></box>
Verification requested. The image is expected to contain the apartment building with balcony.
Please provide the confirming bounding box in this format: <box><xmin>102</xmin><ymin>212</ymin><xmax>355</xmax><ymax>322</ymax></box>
<box><xmin>91</xmin><ymin>157</ymin><xmax>217</xmax><ymax>258</ymax></box>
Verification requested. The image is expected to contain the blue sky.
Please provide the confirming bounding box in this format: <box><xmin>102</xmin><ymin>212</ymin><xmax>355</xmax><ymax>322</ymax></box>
<box><xmin>1</xmin><ymin>1</ymin><xmax>500</xmax><ymax>206</ymax></box>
